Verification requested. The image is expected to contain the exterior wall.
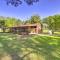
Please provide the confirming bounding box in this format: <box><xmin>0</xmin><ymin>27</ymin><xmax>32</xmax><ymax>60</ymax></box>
<box><xmin>10</xmin><ymin>24</ymin><xmax>42</xmax><ymax>35</ymax></box>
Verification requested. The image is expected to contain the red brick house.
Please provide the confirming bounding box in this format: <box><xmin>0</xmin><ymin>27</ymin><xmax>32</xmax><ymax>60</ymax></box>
<box><xmin>10</xmin><ymin>24</ymin><xmax>42</xmax><ymax>35</ymax></box>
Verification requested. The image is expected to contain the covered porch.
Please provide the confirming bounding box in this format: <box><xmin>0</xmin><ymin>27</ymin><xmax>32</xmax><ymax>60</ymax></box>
<box><xmin>10</xmin><ymin>24</ymin><xmax>42</xmax><ymax>35</ymax></box>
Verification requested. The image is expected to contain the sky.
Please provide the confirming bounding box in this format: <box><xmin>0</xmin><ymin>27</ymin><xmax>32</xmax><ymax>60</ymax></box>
<box><xmin>0</xmin><ymin>0</ymin><xmax>60</xmax><ymax>20</ymax></box>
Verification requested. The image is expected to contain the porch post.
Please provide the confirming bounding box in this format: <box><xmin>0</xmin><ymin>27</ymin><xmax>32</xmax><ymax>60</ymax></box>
<box><xmin>36</xmin><ymin>25</ymin><xmax>38</xmax><ymax>34</ymax></box>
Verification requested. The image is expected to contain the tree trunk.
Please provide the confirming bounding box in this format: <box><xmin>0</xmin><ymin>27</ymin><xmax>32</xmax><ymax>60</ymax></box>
<box><xmin>2</xmin><ymin>27</ymin><xmax>6</xmax><ymax>32</ymax></box>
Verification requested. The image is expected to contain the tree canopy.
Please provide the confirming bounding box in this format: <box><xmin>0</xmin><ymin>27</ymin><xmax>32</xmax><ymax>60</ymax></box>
<box><xmin>43</xmin><ymin>14</ymin><xmax>60</xmax><ymax>31</ymax></box>
<box><xmin>24</xmin><ymin>15</ymin><xmax>41</xmax><ymax>24</ymax></box>
<box><xmin>0</xmin><ymin>16</ymin><xmax>22</xmax><ymax>32</ymax></box>
<box><xmin>5</xmin><ymin>0</ymin><xmax>39</xmax><ymax>7</ymax></box>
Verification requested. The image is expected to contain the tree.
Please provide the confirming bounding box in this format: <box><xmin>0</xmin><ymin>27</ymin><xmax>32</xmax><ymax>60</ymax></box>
<box><xmin>25</xmin><ymin>15</ymin><xmax>41</xmax><ymax>24</ymax></box>
<box><xmin>53</xmin><ymin>15</ymin><xmax>60</xmax><ymax>31</ymax></box>
<box><xmin>5</xmin><ymin>0</ymin><xmax>39</xmax><ymax>7</ymax></box>
<box><xmin>0</xmin><ymin>16</ymin><xmax>6</xmax><ymax>32</ymax></box>
<box><xmin>0</xmin><ymin>16</ymin><xmax>22</xmax><ymax>32</ymax></box>
<box><xmin>5</xmin><ymin>17</ymin><xmax>16</xmax><ymax>27</ymax></box>
<box><xmin>43</xmin><ymin>16</ymin><xmax>55</xmax><ymax>34</ymax></box>
<box><xmin>24</xmin><ymin>19</ymin><xmax>31</xmax><ymax>24</ymax></box>
<box><xmin>43</xmin><ymin>14</ymin><xmax>60</xmax><ymax>33</ymax></box>
<box><xmin>30</xmin><ymin>15</ymin><xmax>41</xmax><ymax>24</ymax></box>
<box><xmin>16</xmin><ymin>19</ymin><xmax>22</xmax><ymax>26</ymax></box>
<box><xmin>5</xmin><ymin>17</ymin><xmax>22</xmax><ymax>27</ymax></box>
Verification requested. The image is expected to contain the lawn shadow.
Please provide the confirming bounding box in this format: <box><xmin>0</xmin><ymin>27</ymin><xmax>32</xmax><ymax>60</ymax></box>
<box><xmin>0</xmin><ymin>34</ymin><xmax>60</xmax><ymax>60</ymax></box>
<box><xmin>22</xmin><ymin>35</ymin><xmax>60</xmax><ymax>60</ymax></box>
<box><xmin>0</xmin><ymin>34</ymin><xmax>33</xmax><ymax>60</ymax></box>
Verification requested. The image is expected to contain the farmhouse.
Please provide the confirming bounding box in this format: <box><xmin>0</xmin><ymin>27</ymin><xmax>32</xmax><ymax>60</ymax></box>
<box><xmin>10</xmin><ymin>24</ymin><xmax>42</xmax><ymax>35</ymax></box>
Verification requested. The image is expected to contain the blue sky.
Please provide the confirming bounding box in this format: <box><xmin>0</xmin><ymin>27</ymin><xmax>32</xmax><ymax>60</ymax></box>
<box><xmin>0</xmin><ymin>0</ymin><xmax>60</xmax><ymax>20</ymax></box>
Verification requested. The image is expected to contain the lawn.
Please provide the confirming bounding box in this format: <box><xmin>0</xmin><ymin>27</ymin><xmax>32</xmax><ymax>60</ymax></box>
<box><xmin>0</xmin><ymin>33</ymin><xmax>60</xmax><ymax>60</ymax></box>
<box><xmin>43</xmin><ymin>30</ymin><xmax>60</xmax><ymax>36</ymax></box>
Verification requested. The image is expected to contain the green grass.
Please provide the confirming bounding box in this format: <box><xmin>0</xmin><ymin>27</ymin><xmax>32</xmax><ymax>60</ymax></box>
<box><xmin>0</xmin><ymin>33</ymin><xmax>60</xmax><ymax>60</ymax></box>
<box><xmin>54</xmin><ymin>32</ymin><xmax>60</xmax><ymax>34</ymax></box>
<box><xmin>43</xmin><ymin>29</ymin><xmax>60</xmax><ymax>35</ymax></box>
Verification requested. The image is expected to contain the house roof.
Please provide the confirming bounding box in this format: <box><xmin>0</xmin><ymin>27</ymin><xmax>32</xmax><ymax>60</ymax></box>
<box><xmin>10</xmin><ymin>24</ymin><xmax>41</xmax><ymax>28</ymax></box>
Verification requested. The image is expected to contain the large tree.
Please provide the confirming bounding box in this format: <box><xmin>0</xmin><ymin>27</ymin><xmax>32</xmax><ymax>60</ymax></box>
<box><xmin>43</xmin><ymin>14</ymin><xmax>60</xmax><ymax>32</ymax></box>
<box><xmin>0</xmin><ymin>16</ymin><xmax>22</xmax><ymax>32</ymax></box>
<box><xmin>0</xmin><ymin>16</ymin><xmax>6</xmax><ymax>32</ymax></box>
<box><xmin>5</xmin><ymin>17</ymin><xmax>22</xmax><ymax>27</ymax></box>
<box><xmin>30</xmin><ymin>15</ymin><xmax>41</xmax><ymax>24</ymax></box>
<box><xmin>53</xmin><ymin>15</ymin><xmax>60</xmax><ymax>31</ymax></box>
<box><xmin>25</xmin><ymin>15</ymin><xmax>41</xmax><ymax>24</ymax></box>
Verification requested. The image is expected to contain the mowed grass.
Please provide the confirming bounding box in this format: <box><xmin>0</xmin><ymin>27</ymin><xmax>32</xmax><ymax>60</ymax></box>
<box><xmin>0</xmin><ymin>33</ymin><xmax>60</xmax><ymax>60</ymax></box>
